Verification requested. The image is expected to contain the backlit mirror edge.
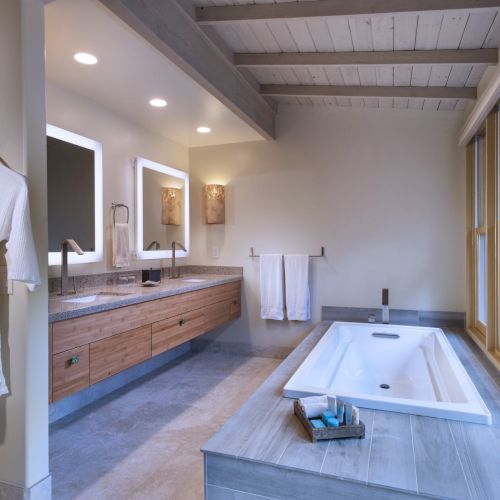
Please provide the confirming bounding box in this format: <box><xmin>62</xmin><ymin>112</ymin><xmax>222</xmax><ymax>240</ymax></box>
<box><xmin>135</xmin><ymin>156</ymin><xmax>190</xmax><ymax>260</ymax></box>
<box><xmin>47</xmin><ymin>124</ymin><xmax>104</xmax><ymax>266</ymax></box>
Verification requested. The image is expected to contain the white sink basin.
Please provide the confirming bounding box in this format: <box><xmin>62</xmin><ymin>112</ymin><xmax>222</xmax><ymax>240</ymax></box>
<box><xmin>181</xmin><ymin>278</ymin><xmax>207</xmax><ymax>283</ymax></box>
<box><xmin>63</xmin><ymin>291</ymin><xmax>132</xmax><ymax>304</ymax></box>
<box><xmin>63</xmin><ymin>295</ymin><xmax>98</xmax><ymax>304</ymax></box>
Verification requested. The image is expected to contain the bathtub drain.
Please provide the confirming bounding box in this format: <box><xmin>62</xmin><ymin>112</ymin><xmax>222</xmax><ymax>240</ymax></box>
<box><xmin>380</xmin><ymin>383</ymin><xmax>390</xmax><ymax>389</ymax></box>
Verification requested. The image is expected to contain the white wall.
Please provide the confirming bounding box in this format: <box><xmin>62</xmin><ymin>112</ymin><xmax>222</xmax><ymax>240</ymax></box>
<box><xmin>46</xmin><ymin>81</ymin><xmax>189</xmax><ymax>277</ymax></box>
<box><xmin>189</xmin><ymin>105</ymin><xmax>466</xmax><ymax>352</ymax></box>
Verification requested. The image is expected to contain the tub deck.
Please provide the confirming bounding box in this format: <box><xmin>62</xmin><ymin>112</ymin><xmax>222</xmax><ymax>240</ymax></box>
<box><xmin>202</xmin><ymin>322</ymin><xmax>500</xmax><ymax>499</ymax></box>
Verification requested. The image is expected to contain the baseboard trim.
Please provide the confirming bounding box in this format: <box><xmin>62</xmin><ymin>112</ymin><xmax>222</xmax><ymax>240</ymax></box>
<box><xmin>0</xmin><ymin>474</ymin><xmax>51</xmax><ymax>500</ymax></box>
<box><xmin>466</xmin><ymin>327</ymin><xmax>500</xmax><ymax>371</ymax></box>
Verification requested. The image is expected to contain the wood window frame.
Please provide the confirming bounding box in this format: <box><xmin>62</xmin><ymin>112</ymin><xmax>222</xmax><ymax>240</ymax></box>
<box><xmin>468</xmin><ymin>133</ymin><xmax>487</xmax><ymax>339</ymax></box>
<box><xmin>466</xmin><ymin>109</ymin><xmax>500</xmax><ymax>369</ymax></box>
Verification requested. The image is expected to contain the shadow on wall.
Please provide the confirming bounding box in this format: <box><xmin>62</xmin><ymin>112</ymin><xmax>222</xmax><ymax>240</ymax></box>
<box><xmin>194</xmin><ymin>282</ymin><xmax>315</xmax><ymax>359</ymax></box>
<box><xmin>0</xmin><ymin>243</ymin><xmax>9</xmax><ymax>444</ymax></box>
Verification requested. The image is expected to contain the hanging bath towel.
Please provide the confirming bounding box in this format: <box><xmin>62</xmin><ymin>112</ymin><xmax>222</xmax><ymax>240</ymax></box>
<box><xmin>284</xmin><ymin>254</ymin><xmax>310</xmax><ymax>321</ymax></box>
<box><xmin>260</xmin><ymin>254</ymin><xmax>284</xmax><ymax>320</ymax></box>
<box><xmin>112</xmin><ymin>222</ymin><xmax>130</xmax><ymax>268</ymax></box>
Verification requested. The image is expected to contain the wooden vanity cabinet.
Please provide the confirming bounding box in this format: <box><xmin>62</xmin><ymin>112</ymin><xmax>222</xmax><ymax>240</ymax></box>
<box><xmin>50</xmin><ymin>281</ymin><xmax>241</xmax><ymax>402</ymax></box>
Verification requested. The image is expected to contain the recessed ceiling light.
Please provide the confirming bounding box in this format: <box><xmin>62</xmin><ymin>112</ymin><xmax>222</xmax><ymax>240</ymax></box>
<box><xmin>197</xmin><ymin>126</ymin><xmax>211</xmax><ymax>134</ymax></box>
<box><xmin>149</xmin><ymin>98</ymin><xmax>167</xmax><ymax>108</ymax></box>
<box><xmin>74</xmin><ymin>52</ymin><xmax>98</xmax><ymax>65</ymax></box>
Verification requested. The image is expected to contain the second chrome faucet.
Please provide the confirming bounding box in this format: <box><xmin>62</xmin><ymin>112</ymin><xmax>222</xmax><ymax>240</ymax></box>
<box><xmin>170</xmin><ymin>240</ymin><xmax>187</xmax><ymax>279</ymax></box>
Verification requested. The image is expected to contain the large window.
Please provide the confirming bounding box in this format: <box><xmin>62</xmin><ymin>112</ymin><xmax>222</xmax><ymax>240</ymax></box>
<box><xmin>466</xmin><ymin>109</ymin><xmax>500</xmax><ymax>368</ymax></box>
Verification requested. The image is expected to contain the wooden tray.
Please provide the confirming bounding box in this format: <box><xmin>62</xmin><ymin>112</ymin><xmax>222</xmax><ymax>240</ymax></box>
<box><xmin>294</xmin><ymin>400</ymin><xmax>365</xmax><ymax>442</ymax></box>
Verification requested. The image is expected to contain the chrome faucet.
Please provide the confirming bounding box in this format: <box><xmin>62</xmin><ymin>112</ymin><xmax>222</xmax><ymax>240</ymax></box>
<box><xmin>170</xmin><ymin>241</ymin><xmax>187</xmax><ymax>279</ymax></box>
<box><xmin>382</xmin><ymin>288</ymin><xmax>389</xmax><ymax>324</ymax></box>
<box><xmin>146</xmin><ymin>240</ymin><xmax>160</xmax><ymax>251</ymax></box>
<box><xmin>60</xmin><ymin>239</ymin><xmax>84</xmax><ymax>295</ymax></box>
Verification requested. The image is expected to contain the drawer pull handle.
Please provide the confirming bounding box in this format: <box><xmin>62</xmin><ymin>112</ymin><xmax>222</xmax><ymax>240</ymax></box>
<box><xmin>179</xmin><ymin>319</ymin><xmax>185</xmax><ymax>326</ymax></box>
<box><xmin>233</xmin><ymin>300</ymin><xmax>238</xmax><ymax>305</ymax></box>
<box><xmin>70</xmin><ymin>356</ymin><xmax>79</xmax><ymax>366</ymax></box>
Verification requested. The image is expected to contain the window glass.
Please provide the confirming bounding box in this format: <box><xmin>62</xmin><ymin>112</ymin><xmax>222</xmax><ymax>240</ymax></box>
<box><xmin>477</xmin><ymin>233</ymin><xmax>487</xmax><ymax>325</ymax></box>
<box><xmin>474</xmin><ymin>136</ymin><xmax>484</xmax><ymax>228</ymax></box>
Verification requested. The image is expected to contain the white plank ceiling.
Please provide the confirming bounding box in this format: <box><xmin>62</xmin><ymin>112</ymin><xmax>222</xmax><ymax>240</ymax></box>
<box><xmin>194</xmin><ymin>2</ymin><xmax>500</xmax><ymax>110</ymax></box>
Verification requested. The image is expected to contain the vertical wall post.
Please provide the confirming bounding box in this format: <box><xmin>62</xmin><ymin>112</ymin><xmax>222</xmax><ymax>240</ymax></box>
<box><xmin>0</xmin><ymin>0</ymin><xmax>50</xmax><ymax>497</ymax></box>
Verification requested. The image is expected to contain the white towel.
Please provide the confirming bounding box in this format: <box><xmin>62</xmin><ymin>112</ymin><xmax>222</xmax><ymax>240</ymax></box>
<box><xmin>0</xmin><ymin>165</ymin><xmax>41</xmax><ymax>292</ymax></box>
<box><xmin>299</xmin><ymin>395</ymin><xmax>328</xmax><ymax>418</ymax></box>
<box><xmin>112</xmin><ymin>223</ymin><xmax>130</xmax><ymax>268</ymax></box>
<box><xmin>259</xmin><ymin>254</ymin><xmax>284</xmax><ymax>320</ymax></box>
<box><xmin>284</xmin><ymin>254</ymin><xmax>310</xmax><ymax>321</ymax></box>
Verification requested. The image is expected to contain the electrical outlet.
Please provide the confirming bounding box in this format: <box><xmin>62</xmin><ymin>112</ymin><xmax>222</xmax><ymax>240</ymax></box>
<box><xmin>211</xmin><ymin>246</ymin><xmax>220</xmax><ymax>259</ymax></box>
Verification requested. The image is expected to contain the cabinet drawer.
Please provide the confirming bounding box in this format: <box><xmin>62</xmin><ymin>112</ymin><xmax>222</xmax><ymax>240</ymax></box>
<box><xmin>52</xmin><ymin>304</ymin><xmax>147</xmax><ymax>354</ymax></box>
<box><xmin>52</xmin><ymin>345</ymin><xmax>89</xmax><ymax>401</ymax></box>
<box><xmin>204</xmin><ymin>301</ymin><xmax>231</xmax><ymax>331</ymax></box>
<box><xmin>90</xmin><ymin>325</ymin><xmax>151</xmax><ymax>384</ymax></box>
<box><xmin>152</xmin><ymin>309</ymin><xmax>205</xmax><ymax>356</ymax></box>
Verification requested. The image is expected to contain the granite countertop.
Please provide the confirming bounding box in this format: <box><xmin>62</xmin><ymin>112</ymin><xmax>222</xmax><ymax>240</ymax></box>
<box><xmin>203</xmin><ymin>322</ymin><xmax>500</xmax><ymax>499</ymax></box>
<box><xmin>49</xmin><ymin>274</ymin><xmax>242</xmax><ymax>323</ymax></box>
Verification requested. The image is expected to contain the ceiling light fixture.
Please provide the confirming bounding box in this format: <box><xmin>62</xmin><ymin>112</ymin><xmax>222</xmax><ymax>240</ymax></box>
<box><xmin>149</xmin><ymin>98</ymin><xmax>167</xmax><ymax>108</ymax></box>
<box><xmin>197</xmin><ymin>126</ymin><xmax>211</xmax><ymax>134</ymax></box>
<box><xmin>74</xmin><ymin>52</ymin><xmax>98</xmax><ymax>65</ymax></box>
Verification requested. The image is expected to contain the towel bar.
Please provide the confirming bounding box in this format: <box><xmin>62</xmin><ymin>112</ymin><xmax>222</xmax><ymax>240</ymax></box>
<box><xmin>249</xmin><ymin>246</ymin><xmax>325</xmax><ymax>258</ymax></box>
<box><xmin>112</xmin><ymin>203</ymin><xmax>129</xmax><ymax>225</ymax></box>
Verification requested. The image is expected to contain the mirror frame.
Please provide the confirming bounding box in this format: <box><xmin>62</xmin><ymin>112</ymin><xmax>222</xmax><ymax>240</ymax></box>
<box><xmin>135</xmin><ymin>156</ymin><xmax>190</xmax><ymax>260</ymax></box>
<box><xmin>47</xmin><ymin>124</ymin><xmax>104</xmax><ymax>266</ymax></box>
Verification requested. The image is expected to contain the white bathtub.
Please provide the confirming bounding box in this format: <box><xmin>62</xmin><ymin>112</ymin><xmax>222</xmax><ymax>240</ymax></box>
<box><xmin>284</xmin><ymin>322</ymin><xmax>491</xmax><ymax>424</ymax></box>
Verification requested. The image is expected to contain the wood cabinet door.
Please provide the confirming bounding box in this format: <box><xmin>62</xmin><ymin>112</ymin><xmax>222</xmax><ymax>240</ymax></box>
<box><xmin>203</xmin><ymin>301</ymin><xmax>231</xmax><ymax>332</ymax></box>
<box><xmin>52</xmin><ymin>345</ymin><xmax>89</xmax><ymax>402</ymax></box>
<box><xmin>229</xmin><ymin>294</ymin><xmax>241</xmax><ymax>320</ymax></box>
<box><xmin>89</xmin><ymin>325</ymin><xmax>151</xmax><ymax>385</ymax></box>
<box><xmin>152</xmin><ymin>309</ymin><xmax>205</xmax><ymax>356</ymax></box>
<box><xmin>49</xmin><ymin>323</ymin><xmax>53</xmax><ymax>403</ymax></box>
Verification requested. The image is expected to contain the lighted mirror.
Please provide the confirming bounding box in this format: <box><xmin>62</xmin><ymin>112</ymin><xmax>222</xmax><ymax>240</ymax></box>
<box><xmin>47</xmin><ymin>124</ymin><xmax>103</xmax><ymax>266</ymax></box>
<box><xmin>135</xmin><ymin>157</ymin><xmax>189</xmax><ymax>259</ymax></box>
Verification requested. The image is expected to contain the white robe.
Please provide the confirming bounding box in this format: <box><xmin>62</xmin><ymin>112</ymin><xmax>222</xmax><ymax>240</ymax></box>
<box><xmin>0</xmin><ymin>165</ymin><xmax>41</xmax><ymax>395</ymax></box>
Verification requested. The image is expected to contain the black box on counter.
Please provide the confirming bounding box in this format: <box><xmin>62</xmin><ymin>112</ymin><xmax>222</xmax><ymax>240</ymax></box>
<box><xmin>142</xmin><ymin>268</ymin><xmax>161</xmax><ymax>283</ymax></box>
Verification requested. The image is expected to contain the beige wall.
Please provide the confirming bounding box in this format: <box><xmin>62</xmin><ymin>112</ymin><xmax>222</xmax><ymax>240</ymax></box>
<box><xmin>189</xmin><ymin>105</ymin><xmax>466</xmax><ymax>351</ymax></box>
<box><xmin>0</xmin><ymin>0</ymin><xmax>49</xmax><ymax>494</ymax></box>
<box><xmin>46</xmin><ymin>81</ymin><xmax>189</xmax><ymax>277</ymax></box>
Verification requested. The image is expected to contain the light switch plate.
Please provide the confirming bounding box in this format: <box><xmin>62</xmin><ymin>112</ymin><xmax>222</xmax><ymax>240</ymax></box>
<box><xmin>211</xmin><ymin>246</ymin><xmax>220</xmax><ymax>259</ymax></box>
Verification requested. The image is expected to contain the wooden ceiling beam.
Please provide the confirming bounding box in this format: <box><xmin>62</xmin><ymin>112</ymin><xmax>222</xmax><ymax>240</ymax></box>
<box><xmin>235</xmin><ymin>49</ymin><xmax>498</xmax><ymax>67</ymax></box>
<box><xmin>98</xmin><ymin>0</ymin><xmax>276</xmax><ymax>140</ymax></box>
<box><xmin>197</xmin><ymin>0</ymin><xmax>500</xmax><ymax>24</ymax></box>
<box><xmin>260</xmin><ymin>85</ymin><xmax>477</xmax><ymax>99</ymax></box>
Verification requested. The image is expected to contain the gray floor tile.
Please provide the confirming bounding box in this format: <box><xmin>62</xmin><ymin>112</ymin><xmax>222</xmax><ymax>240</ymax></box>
<box><xmin>50</xmin><ymin>351</ymin><xmax>280</xmax><ymax>500</ymax></box>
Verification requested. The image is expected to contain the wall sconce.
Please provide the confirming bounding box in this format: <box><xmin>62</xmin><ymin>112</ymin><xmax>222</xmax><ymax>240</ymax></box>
<box><xmin>161</xmin><ymin>187</ymin><xmax>181</xmax><ymax>225</ymax></box>
<box><xmin>204</xmin><ymin>184</ymin><xmax>225</xmax><ymax>224</ymax></box>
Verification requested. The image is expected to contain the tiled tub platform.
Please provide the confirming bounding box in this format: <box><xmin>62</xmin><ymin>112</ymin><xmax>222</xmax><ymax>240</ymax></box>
<box><xmin>202</xmin><ymin>322</ymin><xmax>500</xmax><ymax>500</ymax></box>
